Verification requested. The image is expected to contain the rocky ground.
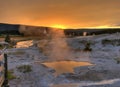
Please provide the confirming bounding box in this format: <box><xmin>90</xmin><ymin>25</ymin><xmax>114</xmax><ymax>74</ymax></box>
<box><xmin>5</xmin><ymin>33</ymin><xmax>120</xmax><ymax>87</ymax></box>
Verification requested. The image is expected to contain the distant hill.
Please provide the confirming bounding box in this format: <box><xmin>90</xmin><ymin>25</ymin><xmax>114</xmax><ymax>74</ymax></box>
<box><xmin>1</xmin><ymin>23</ymin><xmax>120</xmax><ymax>36</ymax></box>
<box><xmin>0</xmin><ymin>23</ymin><xmax>20</xmax><ymax>35</ymax></box>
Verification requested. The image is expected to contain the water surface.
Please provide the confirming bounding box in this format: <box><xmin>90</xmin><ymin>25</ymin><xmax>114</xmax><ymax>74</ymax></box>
<box><xmin>42</xmin><ymin>61</ymin><xmax>92</xmax><ymax>75</ymax></box>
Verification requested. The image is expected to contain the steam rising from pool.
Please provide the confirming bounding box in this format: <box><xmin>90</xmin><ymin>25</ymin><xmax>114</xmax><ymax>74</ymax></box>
<box><xmin>39</xmin><ymin>28</ymin><xmax>92</xmax><ymax>75</ymax></box>
<box><xmin>48</xmin><ymin>28</ymin><xmax>73</xmax><ymax>60</ymax></box>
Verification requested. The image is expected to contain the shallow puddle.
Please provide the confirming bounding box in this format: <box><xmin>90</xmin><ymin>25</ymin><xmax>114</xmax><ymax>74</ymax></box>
<box><xmin>42</xmin><ymin>61</ymin><xmax>92</xmax><ymax>75</ymax></box>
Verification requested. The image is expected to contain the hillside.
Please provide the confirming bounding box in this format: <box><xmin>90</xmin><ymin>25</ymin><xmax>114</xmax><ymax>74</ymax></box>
<box><xmin>0</xmin><ymin>23</ymin><xmax>20</xmax><ymax>35</ymax></box>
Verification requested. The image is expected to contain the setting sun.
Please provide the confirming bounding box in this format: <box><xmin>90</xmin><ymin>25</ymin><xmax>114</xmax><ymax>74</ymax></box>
<box><xmin>51</xmin><ymin>24</ymin><xmax>67</xmax><ymax>29</ymax></box>
<box><xmin>95</xmin><ymin>25</ymin><xmax>111</xmax><ymax>28</ymax></box>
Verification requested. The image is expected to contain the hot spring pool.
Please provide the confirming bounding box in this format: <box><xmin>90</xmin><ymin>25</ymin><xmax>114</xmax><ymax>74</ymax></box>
<box><xmin>42</xmin><ymin>61</ymin><xmax>92</xmax><ymax>75</ymax></box>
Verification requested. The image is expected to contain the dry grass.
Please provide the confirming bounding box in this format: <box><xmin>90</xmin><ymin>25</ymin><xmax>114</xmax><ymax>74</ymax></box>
<box><xmin>17</xmin><ymin>65</ymin><xmax>32</xmax><ymax>73</ymax></box>
<box><xmin>114</xmin><ymin>57</ymin><xmax>120</xmax><ymax>64</ymax></box>
<box><xmin>8</xmin><ymin>70</ymin><xmax>16</xmax><ymax>80</ymax></box>
<box><xmin>8</xmin><ymin>50</ymin><xmax>25</xmax><ymax>55</ymax></box>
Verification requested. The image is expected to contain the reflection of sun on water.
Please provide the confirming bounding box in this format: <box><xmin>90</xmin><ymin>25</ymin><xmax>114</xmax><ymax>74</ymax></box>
<box><xmin>42</xmin><ymin>61</ymin><xmax>92</xmax><ymax>76</ymax></box>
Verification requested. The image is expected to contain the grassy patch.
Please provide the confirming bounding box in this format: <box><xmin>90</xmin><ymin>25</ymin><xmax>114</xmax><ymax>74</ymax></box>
<box><xmin>8</xmin><ymin>70</ymin><xmax>16</xmax><ymax>80</ymax></box>
<box><xmin>8</xmin><ymin>51</ymin><xmax>25</xmax><ymax>55</ymax></box>
<box><xmin>102</xmin><ymin>39</ymin><xmax>120</xmax><ymax>46</ymax></box>
<box><xmin>114</xmin><ymin>58</ymin><xmax>120</xmax><ymax>64</ymax></box>
<box><xmin>17</xmin><ymin>65</ymin><xmax>32</xmax><ymax>73</ymax></box>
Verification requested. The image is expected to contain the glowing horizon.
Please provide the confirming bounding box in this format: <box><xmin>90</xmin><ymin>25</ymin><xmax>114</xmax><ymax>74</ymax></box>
<box><xmin>1</xmin><ymin>22</ymin><xmax>120</xmax><ymax>29</ymax></box>
<box><xmin>1</xmin><ymin>0</ymin><xmax>120</xmax><ymax>29</ymax></box>
<box><xmin>50</xmin><ymin>24</ymin><xmax>67</xmax><ymax>29</ymax></box>
<box><xmin>49</xmin><ymin>24</ymin><xmax>120</xmax><ymax>29</ymax></box>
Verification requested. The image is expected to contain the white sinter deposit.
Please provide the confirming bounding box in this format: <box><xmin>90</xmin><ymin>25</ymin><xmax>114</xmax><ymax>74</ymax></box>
<box><xmin>6</xmin><ymin>32</ymin><xmax>120</xmax><ymax>87</ymax></box>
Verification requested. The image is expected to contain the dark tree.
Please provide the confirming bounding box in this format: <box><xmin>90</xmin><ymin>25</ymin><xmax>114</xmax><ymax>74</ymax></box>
<box><xmin>5</xmin><ymin>34</ymin><xmax>11</xmax><ymax>43</ymax></box>
<box><xmin>84</xmin><ymin>42</ymin><xmax>92</xmax><ymax>51</ymax></box>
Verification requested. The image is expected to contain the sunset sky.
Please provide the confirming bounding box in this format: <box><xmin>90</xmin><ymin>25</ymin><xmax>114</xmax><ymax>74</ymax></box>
<box><xmin>0</xmin><ymin>0</ymin><xmax>120</xmax><ymax>28</ymax></box>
